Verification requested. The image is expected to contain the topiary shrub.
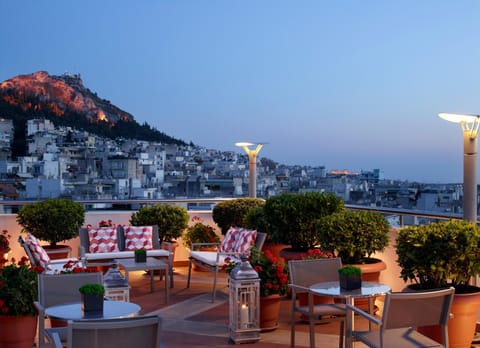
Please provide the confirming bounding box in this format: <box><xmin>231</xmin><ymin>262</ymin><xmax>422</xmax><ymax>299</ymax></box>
<box><xmin>17</xmin><ymin>198</ymin><xmax>85</xmax><ymax>248</ymax></box>
<box><xmin>130</xmin><ymin>204</ymin><xmax>189</xmax><ymax>243</ymax></box>
<box><xmin>212</xmin><ymin>198</ymin><xmax>264</xmax><ymax>235</ymax></box>
<box><xmin>264</xmin><ymin>192</ymin><xmax>344</xmax><ymax>251</ymax></box>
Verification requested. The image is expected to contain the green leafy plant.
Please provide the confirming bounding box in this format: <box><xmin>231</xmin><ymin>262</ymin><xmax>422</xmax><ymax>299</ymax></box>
<box><xmin>16</xmin><ymin>198</ymin><xmax>85</xmax><ymax>248</ymax></box>
<box><xmin>134</xmin><ymin>249</ymin><xmax>147</xmax><ymax>256</ymax></box>
<box><xmin>0</xmin><ymin>229</ymin><xmax>10</xmax><ymax>250</ymax></box>
<box><xmin>183</xmin><ymin>220</ymin><xmax>220</xmax><ymax>248</ymax></box>
<box><xmin>130</xmin><ymin>204</ymin><xmax>189</xmax><ymax>243</ymax></box>
<box><xmin>0</xmin><ymin>256</ymin><xmax>40</xmax><ymax>316</ymax></box>
<box><xmin>212</xmin><ymin>198</ymin><xmax>264</xmax><ymax>235</ymax></box>
<box><xmin>338</xmin><ymin>265</ymin><xmax>362</xmax><ymax>276</ymax></box>
<box><xmin>263</xmin><ymin>192</ymin><xmax>344</xmax><ymax>251</ymax></box>
<box><xmin>396</xmin><ymin>219</ymin><xmax>480</xmax><ymax>291</ymax></box>
<box><xmin>316</xmin><ymin>210</ymin><xmax>390</xmax><ymax>264</ymax></box>
<box><xmin>224</xmin><ymin>246</ymin><xmax>289</xmax><ymax>297</ymax></box>
<box><xmin>78</xmin><ymin>283</ymin><xmax>105</xmax><ymax>296</ymax></box>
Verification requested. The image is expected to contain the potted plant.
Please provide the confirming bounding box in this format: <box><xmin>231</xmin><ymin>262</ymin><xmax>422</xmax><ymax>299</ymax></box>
<box><xmin>396</xmin><ymin>219</ymin><xmax>480</xmax><ymax>348</ymax></box>
<box><xmin>134</xmin><ymin>249</ymin><xmax>147</xmax><ymax>263</ymax></box>
<box><xmin>183</xmin><ymin>220</ymin><xmax>220</xmax><ymax>250</ymax></box>
<box><xmin>0</xmin><ymin>255</ymin><xmax>40</xmax><ymax>348</ymax></box>
<box><xmin>225</xmin><ymin>246</ymin><xmax>289</xmax><ymax>331</ymax></box>
<box><xmin>212</xmin><ymin>198</ymin><xmax>264</xmax><ymax>235</ymax></box>
<box><xmin>0</xmin><ymin>229</ymin><xmax>11</xmax><ymax>264</ymax></box>
<box><xmin>338</xmin><ymin>265</ymin><xmax>362</xmax><ymax>291</ymax></box>
<box><xmin>79</xmin><ymin>283</ymin><xmax>105</xmax><ymax>314</ymax></box>
<box><xmin>261</xmin><ymin>192</ymin><xmax>344</xmax><ymax>261</ymax></box>
<box><xmin>16</xmin><ymin>198</ymin><xmax>85</xmax><ymax>258</ymax></box>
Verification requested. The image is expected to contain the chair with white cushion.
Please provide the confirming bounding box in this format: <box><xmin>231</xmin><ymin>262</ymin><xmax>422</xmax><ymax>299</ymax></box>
<box><xmin>348</xmin><ymin>287</ymin><xmax>455</xmax><ymax>348</ymax></box>
<box><xmin>186</xmin><ymin>227</ymin><xmax>266</xmax><ymax>302</ymax></box>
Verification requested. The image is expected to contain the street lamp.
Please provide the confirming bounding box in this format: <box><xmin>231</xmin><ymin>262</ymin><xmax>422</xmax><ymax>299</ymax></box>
<box><xmin>235</xmin><ymin>142</ymin><xmax>264</xmax><ymax>198</ymax></box>
<box><xmin>438</xmin><ymin>112</ymin><xmax>480</xmax><ymax>222</ymax></box>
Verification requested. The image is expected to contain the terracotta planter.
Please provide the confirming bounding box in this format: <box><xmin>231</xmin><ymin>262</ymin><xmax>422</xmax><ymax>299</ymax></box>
<box><xmin>262</xmin><ymin>243</ymin><xmax>290</xmax><ymax>263</ymax></box>
<box><xmin>43</xmin><ymin>244</ymin><xmax>72</xmax><ymax>260</ymax></box>
<box><xmin>260</xmin><ymin>294</ymin><xmax>282</xmax><ymax>332</ymax></box>
<box><xmin>0</xmin><ymin>315</ymin><xmax>37</xmax><ymax>348</ymax></box>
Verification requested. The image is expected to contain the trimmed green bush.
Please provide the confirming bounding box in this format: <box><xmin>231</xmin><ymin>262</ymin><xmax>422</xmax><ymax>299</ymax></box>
<box><xmin>212</xmin><ymin>198</ymin><xmax>264</xmax><ymax>235</ymax></box>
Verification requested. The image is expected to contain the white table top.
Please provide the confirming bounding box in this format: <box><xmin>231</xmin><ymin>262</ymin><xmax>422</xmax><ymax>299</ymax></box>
<box><xmin>310</xmin><ymin>281</ymin><xmax>391</xmax><ymax>299</ymax></box>
<box><xmin>45</xmin><ymin>301</ymin><xmax>141</xmax><ymax>320</ymax></box>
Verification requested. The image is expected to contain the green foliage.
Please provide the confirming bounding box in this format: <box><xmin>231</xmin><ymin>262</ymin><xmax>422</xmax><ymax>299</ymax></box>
<box><xmin>263</xmin><ymin>192</ymin><xmax>344</xmax><ymax>251</ymax></box>
<box><xmin>396</xmin><ymin>219</ymin><xmax>480</xmax><ymax>290</ymax></box>
<box><xmin>16</xmin><ymin>198</ymin><xmax>85</xmax><ymax>247</ymax></box>
<box><xmin>130</xmin><ymin>204</ymin><xmax>189</xmax><ymax>243</ymax></box>
<box><xmin>78</xmin><ymin>283</ymin><xmax>105</xmax><ymax>296</ymax></box>
<box><xmin>244</xmin><ymin>205</ymin><xmax>270</xmax><ymax>235</ymax></box>
<box><xmin>316</xmin><ymin>210</ymin><xmax>390</xmax><ymax>264</ymax></box>
<box><xmin>338</xmin><ymin>265</ymin><xmax>362</xmax><ymax>276</ymax></box>
<box><xmin>183</xmin><ymin>222</ymin><xmax>220</xmax><ymax>248</ymax></box>
<box><xmin>212</xmin><ymin>198</ymin><xmax>264</xmax><ymax>235</ymax></box>
<box><xmin>134</xmin><ymin>249</ymin><xmax>147</xmax><ymax>255</ymax></box>
<box><xmin>0</xmin><ymin>257</ymin><xmax>39</xmax><ymax>316</ymax></box>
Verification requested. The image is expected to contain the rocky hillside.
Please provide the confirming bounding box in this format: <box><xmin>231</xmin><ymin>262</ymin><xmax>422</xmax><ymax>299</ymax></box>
<box><xmin>0</xmin><ymin>71</ymin><xmax>186</xmax><ymax>156</ymax></box>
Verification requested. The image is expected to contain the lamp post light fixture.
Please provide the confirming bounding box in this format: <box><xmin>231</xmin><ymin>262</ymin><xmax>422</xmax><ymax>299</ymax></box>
<box><xmin>438</xmin><ymin>112</ymin><xmax>480</xmax><ymax>222</ymax></box>
<box><xmin>235</xmin><ymin>142</ymin><xmax>264</xmax><ymax>198</ymax></box>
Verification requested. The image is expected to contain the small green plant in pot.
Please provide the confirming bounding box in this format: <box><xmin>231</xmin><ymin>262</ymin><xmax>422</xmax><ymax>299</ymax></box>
<box><xmin>134</xmin><ymin>249</ymin><xmax>147</xmax><ymax>263</ymax></box>
<box><xmin>16</xmin><ymin>198</ymin><xmax>85</xmax><ymax>249</ymax></box>
<box><xmin>79</xmin><ymin>283</ymin><xmax>105</xmax><ymax>314</ymax></box>
<box><xmin>338</xmin><ymin>265</ymin><xmax>362</xmax><ymax>291</ymax></box>
<box><xmin>212</xmin><ymin>198</ymin><xmax>264</xmax><ymax>235</ymax></box>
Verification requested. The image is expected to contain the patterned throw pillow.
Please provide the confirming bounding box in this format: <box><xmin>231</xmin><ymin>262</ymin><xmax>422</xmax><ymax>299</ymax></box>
<box><xmin>233</xmin><ymin>229</ymin><xmax>257</xmax><ymax>254</ymax></box>
<box><xmin>124</xmin><ymin>226</ymin><xmax>153</xmax><ymax>251</ymax></box>
<box><xmin>218</xmin><ymin>227</ymin><xmax>243</xmax><ymax>253</ymax></box>
<box><xmin>88</xmin><ymin>227</ymin><xmax>119</xmax><ymax>253</ymax></box>
<box><xmin>25</xmin><ymin>233</ymin><xmax>51</xmax><ymax>269</ymax></box>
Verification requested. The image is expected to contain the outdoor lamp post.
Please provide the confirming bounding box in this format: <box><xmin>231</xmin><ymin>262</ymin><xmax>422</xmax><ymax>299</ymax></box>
<box><xmin>438</xmin><ymin>112</ymin><xmax>480</xmax><ymax>222</ymax></box>
<box><xmin>235</xmin><ymin>142</ymin><xmax>264</xmax><ymax>198</ymax></box>
<box><xmin>229</xmin><ymin>255</ymin><xmax>260</xmax><ymax>344</ymax></box>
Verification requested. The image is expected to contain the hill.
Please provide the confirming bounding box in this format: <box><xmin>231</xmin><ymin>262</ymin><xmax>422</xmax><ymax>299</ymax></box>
<box><xmin>0</xmin><ymin>71</ymin><xmax>186</xmax><ymax>157</ymax></box>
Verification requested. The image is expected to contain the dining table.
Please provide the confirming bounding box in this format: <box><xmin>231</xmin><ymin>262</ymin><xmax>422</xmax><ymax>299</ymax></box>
<box><xmin>310</xmin><ymin>281</ymin><xmax>391</xmax><ymax>348</ymax></box>
<box><xmin>45</xmin><ymin>300</ymin><xmax>141</xmax><ymax>321</ymax></box>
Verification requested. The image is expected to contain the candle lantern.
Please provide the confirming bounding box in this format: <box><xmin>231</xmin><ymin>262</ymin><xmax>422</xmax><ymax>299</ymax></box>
<box><xmin>103</xmin><ymin>262</ymin><xmax>130</xmax><ymax>302</ymax></box>
<box><xmin>229</xmin><ymin>254</ymin><xmax>260</xmax><ymax>344</ymax></box>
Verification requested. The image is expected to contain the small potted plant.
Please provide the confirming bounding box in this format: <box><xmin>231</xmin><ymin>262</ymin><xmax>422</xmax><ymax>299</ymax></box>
<box><xmin>79</xmin><ymin>283</ymin><xmax>105</xmax><ymax>314</ymax></box>
<box><xmin>134</xmin><ymin>249</ymin><xmax>147</xmax><ymax>263</ymax></box>
<box><xmin>338</xmin><ymin>265</ymin><xmax>362</xmax><ymax>291</ymax></box>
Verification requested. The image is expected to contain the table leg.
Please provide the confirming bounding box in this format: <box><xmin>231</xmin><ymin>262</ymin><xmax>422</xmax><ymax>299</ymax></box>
<box><xmin>345</xmin><ymin>296</ymin><xmax>354</xmax><ymax>348</ymax></box>
<box><xmin>164</xmin><ymin>268</ymin><xmax>169</xmax><ymax>303</ymax></box>
<box><xmin>150</xmin><ymin>269</ymin><xmax>154</xmax><ymax>292</ymax></box>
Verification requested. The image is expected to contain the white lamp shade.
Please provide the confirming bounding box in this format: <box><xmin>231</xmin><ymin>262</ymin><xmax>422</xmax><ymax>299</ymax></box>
<box><xmin>438</xmin><ymin>113</ymin><xmax>479</xmax><ymax>124</ymax></box>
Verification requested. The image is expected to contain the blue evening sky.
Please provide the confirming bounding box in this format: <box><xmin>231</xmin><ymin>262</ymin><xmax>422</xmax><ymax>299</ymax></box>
<box><xmin>2</xmin><ymin>1</ymin><xmax>480</xmax><ymax>183</ymax></box>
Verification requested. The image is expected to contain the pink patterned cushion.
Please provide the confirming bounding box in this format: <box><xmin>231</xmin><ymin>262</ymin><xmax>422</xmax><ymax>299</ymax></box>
<box><xmin>219</xmin><ymin>227</ymin><xmax>243</xmax><ymax>253</ymax></box>
<box><xmin>88</xmin><ymin>227</ymin><xmax>119</xmax><ymax>253</ymax></box>
<box><xmin>233</xmin><ymin>230</ymin><xmax>257</xmax><ymax>254</ymax></box>
<box><xmin>124</xmin><ymin>226</ymin><xmax>153</xmax><ymax>251</ymax></box>
<box><xmin>25</xmin><ymin>233</ymin><xmax>51</xmax><ymax>270</ymax></box>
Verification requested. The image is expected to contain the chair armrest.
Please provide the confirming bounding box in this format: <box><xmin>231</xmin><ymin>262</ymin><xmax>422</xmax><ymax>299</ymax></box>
<box><xmin>346</xmin><ymin>303</ymin><xmax>381</xmax><ymax>326</ymax></box>
<box><xmin>50</xmin><ymin>331</ymin><xmax>64</xmax><ymax>348</ymax></box>
<box><xmin>289</xmin><ymin>284</ymin><xmax>310</xmax><ymax>294</ymax></box>
<box><xmin>191</xmin><ymin>242</ymin><xmax>220</xmax><ymax>251</ymax></box>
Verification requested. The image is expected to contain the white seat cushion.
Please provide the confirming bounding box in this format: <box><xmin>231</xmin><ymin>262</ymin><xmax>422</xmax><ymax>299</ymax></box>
<box><xmin>189</xmin><ymin>251</ymin><xmax>241</xmax><ymax>267</ymax></box>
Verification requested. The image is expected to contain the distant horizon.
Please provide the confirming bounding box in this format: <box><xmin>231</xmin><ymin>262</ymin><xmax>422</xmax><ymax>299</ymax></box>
<box><xmin>2</xmin><ymin>1</ymin><xmax>479</xmax><ymax>184</ymax></box>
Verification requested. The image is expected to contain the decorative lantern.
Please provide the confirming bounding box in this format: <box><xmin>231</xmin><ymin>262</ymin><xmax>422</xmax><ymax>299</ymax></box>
<box><xmin>103</xmin><ymin>262</ymin><xmax>130</xmax><ymax>302</ymax></box>
<box><xmin>229</xmin><ymin>255</ymin><xmax>260</xmax><ymax>344</ymax></box>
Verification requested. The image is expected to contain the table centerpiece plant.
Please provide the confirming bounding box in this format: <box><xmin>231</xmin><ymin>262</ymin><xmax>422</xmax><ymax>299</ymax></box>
<box><xmin>79</xmin><ymin>283</ymin><xmax>105</xmax><ymax>314</ymax></box>
<box><xmin>338</xmin><ymin>265</ymin><xmax>362</xmax><ymax>291</ymax></box>
<box><xmin>134</xmin><ymin>249</ymin><xmax>147</xmax><ymax>263</ymax></box>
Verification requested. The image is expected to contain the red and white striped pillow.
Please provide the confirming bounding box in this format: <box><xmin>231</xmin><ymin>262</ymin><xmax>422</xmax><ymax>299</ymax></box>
<box><xmin>124</xmin><ymin>226</ymin><xmax>153</xmax><ymax>251</ymax></box>
<box><xmin>233</xmin><ymin>230</ymin><xmax>257</xmax><ymax>254</ymax></box>
<box><xmin>219</xmin><ymin>227</ymin><xmax>242</xmax><ymax>253</ymax></box>
<box><xmin>88</xmin><ymin>227</ymin><xmax>119</xmax><ymax>253</ymax></box>
<box><xmin>25</xmin><ymin>233</ymin><xmax>51</xmax><ymax>270</ymax></box>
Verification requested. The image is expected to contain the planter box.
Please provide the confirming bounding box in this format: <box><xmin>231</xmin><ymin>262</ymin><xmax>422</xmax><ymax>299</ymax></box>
<box><xmin>340</xmin><ymin>274</ymin><xmax>361</xmax><ymax>291</ymax></box>
<box><xmin>135</xmin><ymin>253</ymin><xmax>147</xmax><ymax>263</ymax></box>
<box><xmin>82</xmin><ymin>294</ymin><xmax>104</xmax><ymax>315</ymax></box>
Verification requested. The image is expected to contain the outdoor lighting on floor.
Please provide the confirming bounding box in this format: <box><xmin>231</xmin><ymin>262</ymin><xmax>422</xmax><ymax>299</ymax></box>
<box><xmin>103</xmin><ymin>262</ymin><xmax>130</xmax><ymax>302</ymax></box>
<box><xmin>235</xmin><ymin>142</ymin><xmax>264</xmax><ymax>198</ymax></box>
<box><xmin>438</xmin><ymin>112</ymin><xmax>480</xmax><ymax>222</ymax></box>
<box><xmin>229</xmin><ymin>255</ymin><xmax>260</xmax><ymax>344</ymax></box>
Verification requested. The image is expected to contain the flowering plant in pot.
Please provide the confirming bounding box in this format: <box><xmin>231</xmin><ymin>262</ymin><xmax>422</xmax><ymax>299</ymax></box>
<box><xmin>0</xmin><ymin>229</ymin><xmax>10</xmax><ymax>252</ymax></box>
<box><xmin>183</xmin><ymin>220</ymin><xmax>220</xmax><ymax>249</ymax></box>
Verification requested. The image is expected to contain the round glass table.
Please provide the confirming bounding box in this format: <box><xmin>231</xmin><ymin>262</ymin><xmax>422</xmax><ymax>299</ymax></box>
<box><xmin>45</xmin><ymin>301</ymin><xmax>141</xmax><ymax>321</ymax></box>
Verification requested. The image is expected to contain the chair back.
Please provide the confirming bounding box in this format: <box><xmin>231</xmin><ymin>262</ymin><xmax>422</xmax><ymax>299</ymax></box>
<box><xmin>381</xmin><ymin>287</ymin><xmax>455</xmax><ymax>330</ymax></box>
<box><xmin>288</xmin><ymin>258</ymin><xmax>342</xmax><ymax>293</ymax></box>
<box><xmin>38</xmin><ymin>272</ymin><xmax>103</xmax><ymax>308</ymax></box>
<box><xmin>255</xmin><ymin>232</ymin><xmax>267</xmax><ymax>250</ymax></box>
<box><xmin>66</xmin><ymin>315</ymin><xmax>162</xmax><ymax>348</ymax></box>
<box><xmin>18</xmin><ymin>235</ymin><xmax>37</xmax><ymax>266</ymax></box>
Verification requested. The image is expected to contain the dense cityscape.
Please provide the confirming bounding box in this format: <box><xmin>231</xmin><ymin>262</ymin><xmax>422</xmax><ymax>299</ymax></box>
<box><xmin>0</xmin><ymin>117</ymin><xmax>464</xmax><ymax>218</ymax></box>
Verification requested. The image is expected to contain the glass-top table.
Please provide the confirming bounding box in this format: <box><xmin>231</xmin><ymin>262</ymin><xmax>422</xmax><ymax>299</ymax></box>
<box><xmin>45</xmin><ymin>300</ymin><xmax>141</xmax><ymax>321</ymax></box>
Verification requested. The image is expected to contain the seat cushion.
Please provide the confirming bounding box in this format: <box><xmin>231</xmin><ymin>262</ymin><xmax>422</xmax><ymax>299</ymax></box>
<box><xmin>25</xmin><ymin>233</ymin><xmax>51</xmax><ymax>270</ymax></box>
<box><xmin>190</xmin><ymin>251</ymin><xmax>241</xmax><ymax>267</ymax></box>
<box><xmin>123</xmin><ymin>226</ymin><xmax>154</xmax><ymax>251</ymax></box>
<box><xmin>88</xmin><ymin>227</ymin><xmax>120</xmax><ymax>253</ymax></box>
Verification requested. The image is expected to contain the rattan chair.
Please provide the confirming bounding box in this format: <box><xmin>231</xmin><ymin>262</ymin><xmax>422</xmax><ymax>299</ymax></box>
<box><xmin>348</xmin><ymin>287</ymin><xmax>455</xmax><ymax>348</ymax></box>
<box><xmin>51</xmin><ymin>315</ymin><xmax>162</xmax><ymax>348</ymax></box>
<box><xmin>36</xmin><ymin>272</ymin><xmax>103</xmax><ymax>348</ymax></box>
<box><xmin>288</xmin><ymin>258</ymin><xmax>346</xmax><ymax>348</ymax></box>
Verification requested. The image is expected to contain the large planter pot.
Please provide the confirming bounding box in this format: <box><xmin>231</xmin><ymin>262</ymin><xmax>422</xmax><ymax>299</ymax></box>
<box><xmin>0</xmin><ymin>315</ymin><xmax>37</xmax><ymax>348</ymax></box>
<box><xmin>262</xmin><ymin>243</ymin><xmax>290</xmax><ymax>263</ymax></box>
<box><xmin>43</xmin><ymin>244</ymin><xmax>72</xmax><ymax>260</ymax></box>
<box><xmin>260</xmin><ymin>294</ymin><xmax>282</xmax><ymax>332</ymax></box>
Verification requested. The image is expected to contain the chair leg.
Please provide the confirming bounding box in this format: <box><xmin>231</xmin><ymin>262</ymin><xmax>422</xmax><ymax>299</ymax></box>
<box><xmin>186</xmin><ymin>258</ymin><xmax>193</xmax><ymax>288</ymax></box>
<box><xmin>290</xmin><ymin>305</ymin><xmax>296</xmax><ymax>348</ymax></box>
<box><xmin>339</xmin><ymin>320</ymin><xmax>345</xmax><ymax>348</ymax></box>
<box><xmin>309</xmin><ymin>316</ymin><xmax>315</xmax><ymax>348</ymax></box>
<box><xmin>212</xmin><ymin>267</ymin><xmax>218</xmax><ymax>303</ymax></box>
